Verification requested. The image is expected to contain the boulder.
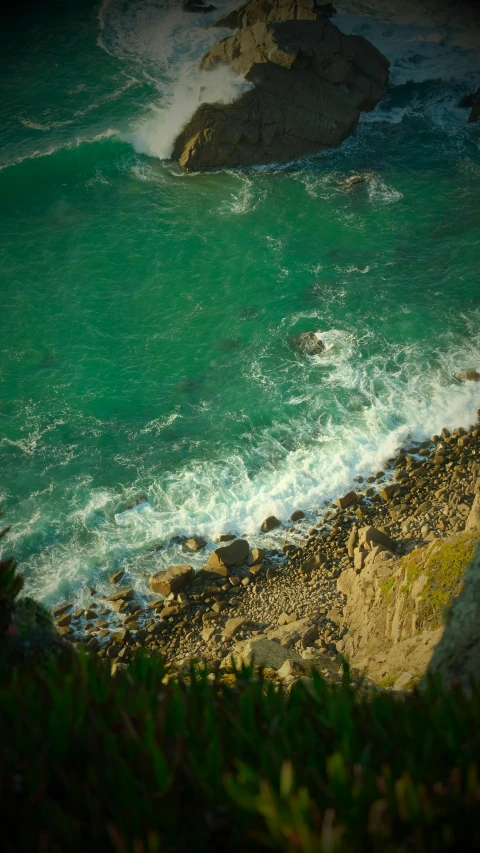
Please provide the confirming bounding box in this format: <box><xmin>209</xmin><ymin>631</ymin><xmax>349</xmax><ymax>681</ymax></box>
<box><xmin>248</xmin><ymin>547</ymin><xmax>267</xmax><ymax>565</ymax></box>
<box><xmin>149</xmin><ymin>565</ymin><xmax>193</xmax><ymax>596</ymax></box>
<box><xmin>224</xmin><ymin>616</ymin><xmax>251</xmax><ymax>637</ymax></box>
<box><xmin>172</xmin><ymin>17</ymin><xmax>389</xmax><ymax>171</ymax></box>
<box><xmin>222</xmin><ymin>637</ymin><xmax>305</xmax><ymax>670</ymax></box>
<box><xmin>184</xmin><ymin>536</ymin><xmax>208</xmax><ymax>551</ymax></box>
<box><xmin>218</xmin><ymin>533</ymin><xmax>236</xmax><ymax>541</ymax></box>
<box><xmin>207</xmin><ymin>538</ymin><xmax>249</xmax><ymax>569</ymax></box>
<box><xmin>336</xmin><ymin>491</ymin><xmax>357</xmax><ymax>510</ymax></box>
<box><xmin>379</xmin><ymin>484</ymin><xmax>398</xmax><ymax>501</ymax></box>
<box><xmin>292</xmin><ymin>331</ymin><xmax>325</xmax><ymax>356</ymax></box>
<box><xmin>212</xmin><ymin>0</ymin><xmax>336</xmax><ymax>29</ymax></box>
<box><xmin>108</xmin><ymin>587</ymin><xmax>135</xmax><ymax>602</ymax></box>
<box><xmin>290</xmin><ymin>509</ymin><xmax>305</xmax><ymax>521</ymax></box>
<box><xmin>299</xmin><ymin>552</ymin><xmax>325</xmax><ymax>574</ymax></box>
<box><xmin>359</xmin><ymin>526</ymin><xmax>396</xmax><ymax>553</ymax></box>
<box><xmin>261</xmin><ymin>515</ymin><xmax>281</xmax><ymax>532</ymax></box>
<box><xmin>267</xmin><ymin>617</ymin><xmax>312</xmax><ymax>647</ymax></box>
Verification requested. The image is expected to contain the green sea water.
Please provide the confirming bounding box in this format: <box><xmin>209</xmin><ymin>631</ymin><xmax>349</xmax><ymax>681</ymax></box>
<box><xmin>1</xmin><ymin>0</ymin><xmax>480</xmax><ymax>608</ymax></box>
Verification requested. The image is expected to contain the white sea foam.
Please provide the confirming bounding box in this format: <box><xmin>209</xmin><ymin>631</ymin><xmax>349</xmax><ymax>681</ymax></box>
<box><xmin>18</xmin><ymin>320</ymin><xmax>480</xmax><ymax>610</ymax></box>
<box><xmin>128</xmin><ymin>65</ymin><xmax>252</xmax><ymax>160</ymax></box>
<box><xmin>98</xmin><ymin>0</ymin><xmax>248</xmax><ymax>160</ymax></box>
<box><xmin>0</xmin><ymin>129</ymin><xmax>118</xmax><ymax>172</ymax></box>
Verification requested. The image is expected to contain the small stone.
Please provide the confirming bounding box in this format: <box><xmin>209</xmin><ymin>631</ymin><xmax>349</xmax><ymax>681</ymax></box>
<box><xmin>218</xmin><ymin>533</ymin><xmax>236</xmax><ymax>542</ymax></box>
<box><xmin>212</xmin><ymin>600</ymin><xmax>229</xmax><ymax>613</ymax></box>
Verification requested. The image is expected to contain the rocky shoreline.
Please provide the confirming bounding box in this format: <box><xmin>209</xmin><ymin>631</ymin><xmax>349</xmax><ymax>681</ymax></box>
<box><xmin>52</xmin><ymin>406</ymin><xmax>480</xmax><ymax>690</ymax></box>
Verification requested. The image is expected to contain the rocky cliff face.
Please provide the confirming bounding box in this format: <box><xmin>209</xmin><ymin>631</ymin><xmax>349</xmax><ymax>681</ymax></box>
<box><xmin>337</xmin><ymin>530</ymin><xmax>479</xmax><ymax>688</ymax></box>
<box><xmin>172</xmin><ymin>12</ymin><xmax>389</xmax><ymax>171</ymax></box>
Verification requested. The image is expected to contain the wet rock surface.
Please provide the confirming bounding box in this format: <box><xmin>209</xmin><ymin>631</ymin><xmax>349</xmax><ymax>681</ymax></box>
<box><xmin>173</xmin><ymin>5</ymin><xmax>389</xmax><ymax>171</ymax></box>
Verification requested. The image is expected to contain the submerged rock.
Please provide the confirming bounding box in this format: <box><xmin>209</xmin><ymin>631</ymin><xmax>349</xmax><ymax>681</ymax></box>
<box><xmin>454</xmin><ymin>370</ymin><xmax>480</xmax><ymax>382</ymax></box>
<box><xmin>342</xmin><ymin>174</ymin><xmax>368</xmax><ymax>190</ymax></box>
<box><xmin>172</xmin><ymin>16</ymin><xmax>389</xmax><ymax>171</ymax></box>
<box><xmin>292</xmin><ymin>331</ymin><xmax>325</xmax><ymax>356</ymax></box>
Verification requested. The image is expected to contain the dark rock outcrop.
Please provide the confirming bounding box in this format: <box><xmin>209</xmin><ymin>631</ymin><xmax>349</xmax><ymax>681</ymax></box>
<box><xmin>172</xmin><ymin>16</ymin><xmax>389</xmax><ymax>171</ymax></box>
<box><xmin>468</xmin><ymin>89</ymin><xmax>480</xmax><ymax>122</ymax></box>
<box><xmin>182</xmin><ymin>0</ymin><xmax>217</xmax><ymax>13</ymax></box>
<box><xmin>212</xmin><ymin>0</ymin><xmax>336</xmax><ymax>29</ymax></box>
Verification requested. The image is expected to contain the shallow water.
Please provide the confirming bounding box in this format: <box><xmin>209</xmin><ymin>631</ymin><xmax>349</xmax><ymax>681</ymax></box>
<box><xmin>1</xmin><ymin>0</ymin><xmax>479</xmax><ymax>608</ymax></box>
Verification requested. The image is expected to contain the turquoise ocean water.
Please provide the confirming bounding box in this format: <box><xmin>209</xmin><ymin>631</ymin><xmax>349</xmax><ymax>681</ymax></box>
<box><xmin>1</xmin><ymin>0</ymin><xmax>480</xmax><ymax>609</ymax></box>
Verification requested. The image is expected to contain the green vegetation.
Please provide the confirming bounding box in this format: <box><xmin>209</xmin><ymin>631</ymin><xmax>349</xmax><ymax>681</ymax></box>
<box><xmin>2</xmin><ymin>523</ymin><xmax>480</xmax><ymax>851</ymax></box>
<box><xmin>3</xmin><ymin>650</ymin><xmax>480</xmax><ymax>852</ymax></box>
<box><xmin>417</xmin><ymin>534</ymin><xmax>478</xmax><ymax>628</ymax></box>
<box><xmin>399</xmin><ymin>534</ymin><xmax>477</xmax><ymax>629</ymax></box>
<box><xmin>380</xmin><ymin>576</ymin><xmax>396</xmax><ymax>597</ymax></box>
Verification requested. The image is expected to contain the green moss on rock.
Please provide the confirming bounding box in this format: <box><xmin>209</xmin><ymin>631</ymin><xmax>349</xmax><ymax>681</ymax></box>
<box><xmin>417</xmin><ymin>534</ymin><xmax>478</xmax><ymax>629</ymax></box>
<box><xmin>398</xmin><ymin>534</ymin><xmax>478</xmax><ymax>630</ymax></box>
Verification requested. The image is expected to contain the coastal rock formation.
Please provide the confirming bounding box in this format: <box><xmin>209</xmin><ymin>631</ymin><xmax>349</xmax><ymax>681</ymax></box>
<box><xmin>425</xmin><ymin>540</ymin><xmax>480</xmax><ymax>691</ymax></box>
<box><xmin>211</xmin><ymin>0</ymin><xmax>336</xmax><ymax>29</ymax></box>
<box><xmin>172</xmin><ymin>15</ymin><xmax>389</xmax><ymax>171</ymax></box>
<box><xmin>338</xmin><ymin>530</ymin><xmax>479</xmax><ymax>686</ymax></box>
